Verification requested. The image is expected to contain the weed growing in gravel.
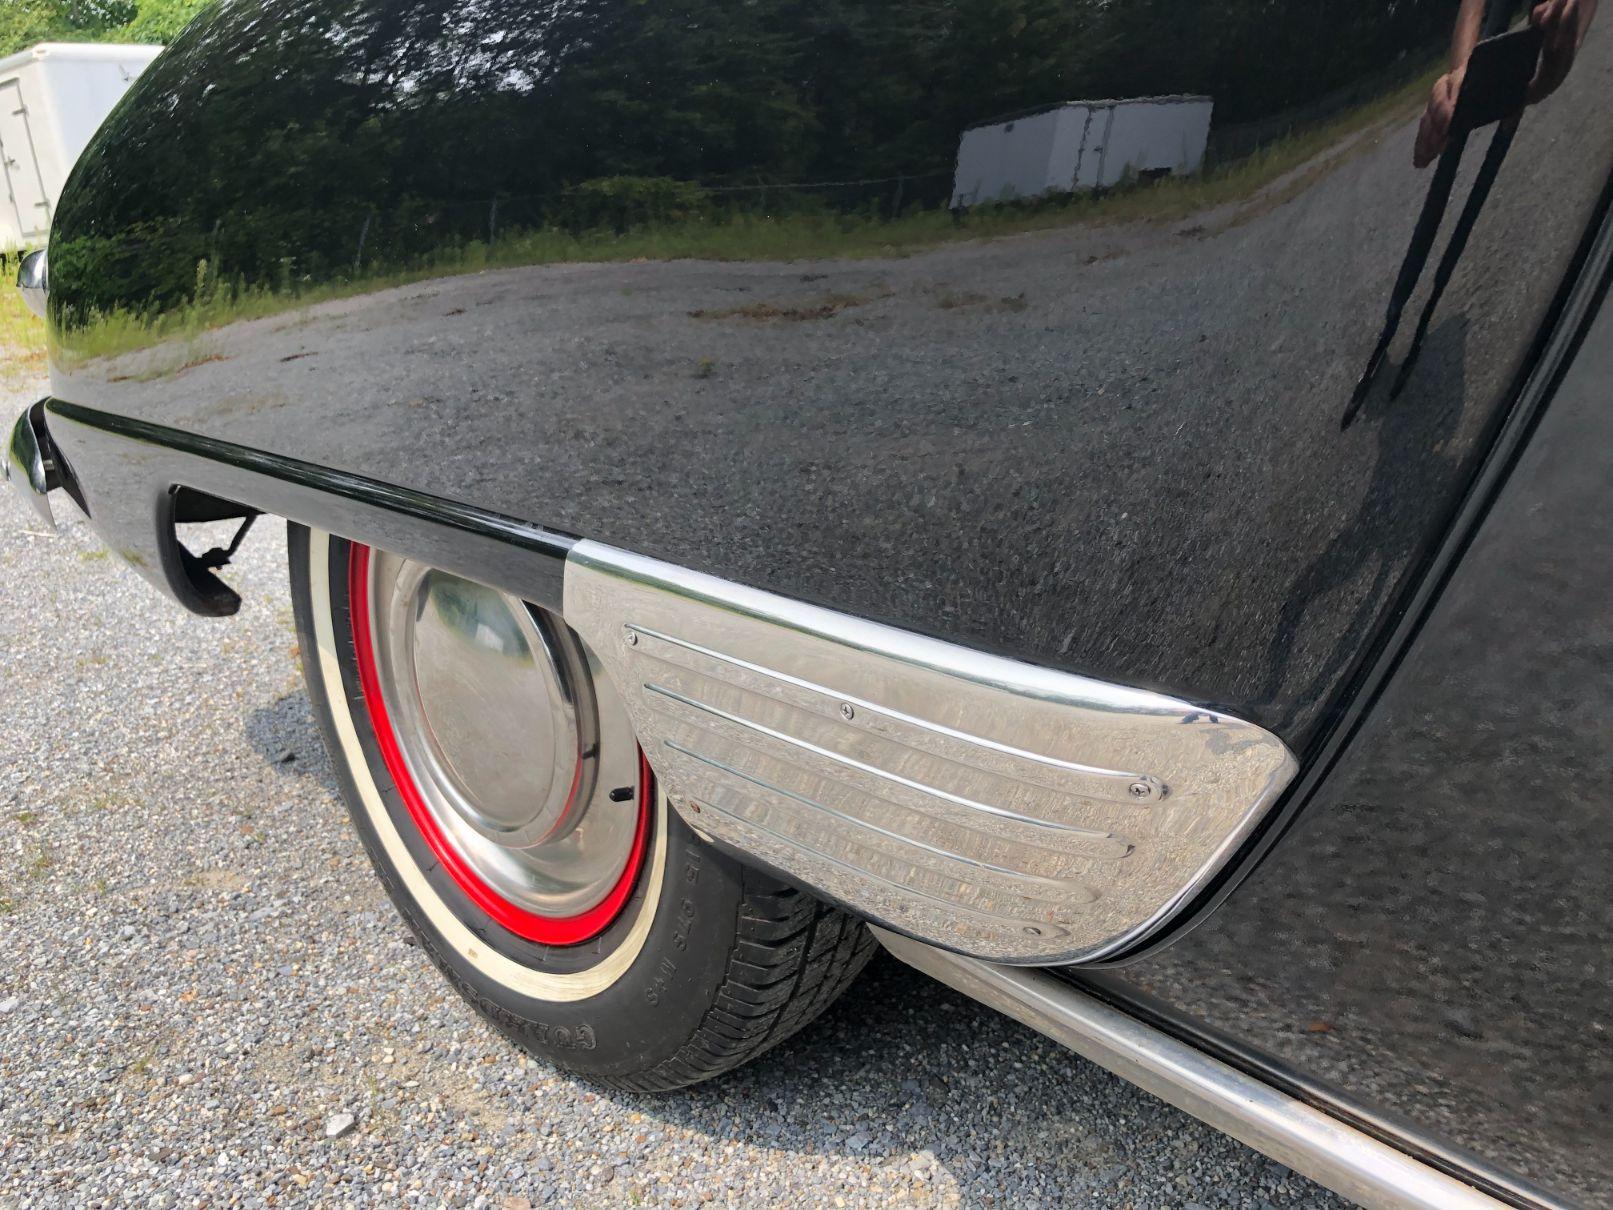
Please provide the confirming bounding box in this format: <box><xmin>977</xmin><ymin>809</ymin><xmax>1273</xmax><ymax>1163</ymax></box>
<box><xmin>690</xmin><ymin>286</ymin><xmax>893</xmax><ymax>322</ymax></box>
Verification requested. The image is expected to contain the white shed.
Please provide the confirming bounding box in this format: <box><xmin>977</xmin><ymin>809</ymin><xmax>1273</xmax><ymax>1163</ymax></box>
<box><xmin>0</xmin><ymin>42</ymin><xmax>164</xmax><ymax>250</ymax></box>
<box><xmin>950</xmin><ymin>96</ymin><xmax>1214</xmax><ymax>209</ymax></box>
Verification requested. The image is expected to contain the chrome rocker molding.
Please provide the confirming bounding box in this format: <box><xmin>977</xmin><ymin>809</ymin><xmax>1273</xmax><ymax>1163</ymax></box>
<box><xmin>875</xmin><ymin>929</ymin><xmax>1504</xmax><ymax>1210</ymax></box>
<box><xmin>565</xmin><ymin>541</ymin><xmax>1298</xmax><ymax>965</ymax></box>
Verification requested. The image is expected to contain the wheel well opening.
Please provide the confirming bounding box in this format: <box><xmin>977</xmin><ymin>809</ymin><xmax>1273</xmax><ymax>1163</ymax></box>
<box><xmin>165</xmin><ymin>485</ymin><xmax>262</xmax><ymax>617</ymax></box>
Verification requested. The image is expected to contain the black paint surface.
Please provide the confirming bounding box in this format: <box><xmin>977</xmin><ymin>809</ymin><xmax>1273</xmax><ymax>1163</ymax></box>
<box><xmin>46</xmin><ymin>0</ymin><xmax>1613</xmax><ymax>750</ymax></box>
<box><xmin>1122</xmin><ymin>297</ymin><xmax>1613</xmax><ymax>1204</ymax></box>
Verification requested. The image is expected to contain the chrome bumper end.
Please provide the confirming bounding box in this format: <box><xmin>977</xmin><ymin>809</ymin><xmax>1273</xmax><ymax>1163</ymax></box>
<box><xmin>5</xmin><ymin>401</ymin><xmax>59</xmax><ymax>531</ymax></box>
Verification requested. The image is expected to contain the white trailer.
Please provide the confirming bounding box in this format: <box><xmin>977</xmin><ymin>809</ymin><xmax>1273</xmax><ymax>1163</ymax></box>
<box><xmin>950</xmin><ymin>95</ymin><xmax>1214</xmax><ymax>209</ymax></box>
<box><xmin>0</xmin><ymin>42</ymin><xmax>164</xmax><ymax>250</ymax></box>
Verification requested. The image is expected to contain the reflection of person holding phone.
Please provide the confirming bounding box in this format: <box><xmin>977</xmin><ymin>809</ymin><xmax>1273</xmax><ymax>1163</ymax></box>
<box><xmin>1416</xmin><ymin>0</ymin><xmax>1598</xmax><ymax>167</ymax></box>
<box><xmin>1346</xmin><ymin>0</ymin><xmax>1598</xmax><ymax>421</ymax></box>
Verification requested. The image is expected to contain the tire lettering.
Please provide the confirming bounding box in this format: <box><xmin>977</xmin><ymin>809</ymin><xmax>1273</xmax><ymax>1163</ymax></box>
<box><xmin>646</xmin><ymin>954</ymin><xmax>679</xmax><ymax>1006</ymax></box>
<box><xmin>531</xmin><ymin>1022</ymin><xmax>597</xmax><ymax>1050</ymax></box>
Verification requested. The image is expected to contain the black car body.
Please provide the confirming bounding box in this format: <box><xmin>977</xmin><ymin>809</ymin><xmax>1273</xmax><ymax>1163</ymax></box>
<box><xmin>7</xmin><ymin>0</ymin><xmax>1611</xmax><ymax>1204</ymax></box>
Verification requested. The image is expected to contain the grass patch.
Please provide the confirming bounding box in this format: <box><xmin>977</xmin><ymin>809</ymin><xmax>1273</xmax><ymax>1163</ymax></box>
<box><xmin>689</xmin><ymin>286</ymin><xmax>892</xmax><ymax>322</ymax></box>
<box><xmin>935</xmin><ymin>289</ymin><xmax>1029</xmax><ymax>312</ymax></box>
<box><xmin>0</xmin><ymin>289</ymin><xmax>46</xmax><ymax>385</ymax></box>
<box><xmin>105</xmin><ymin>351</ymin><xmax>229</xmax><ymax>383</ymax></box>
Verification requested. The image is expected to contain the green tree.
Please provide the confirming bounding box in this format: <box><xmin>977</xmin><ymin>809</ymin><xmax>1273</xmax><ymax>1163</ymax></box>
<box><xmin>0</xmin><ymin>0</ymin><xmax>214</xmax><ymax>58</ymax></box>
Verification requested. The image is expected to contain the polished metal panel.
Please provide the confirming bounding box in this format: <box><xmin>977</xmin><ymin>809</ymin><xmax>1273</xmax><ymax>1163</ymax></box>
<box><xmin>15</xmin><ymin>249</ymin><xmax>47</xmax><ymax>319</ymax></box>
<box><xmin>1118</xmin><ymin>282</ymin><xmax>1613</xmax><ymax>1205</ymax></box>
<box><xmin>4</xmin><ymin>402</ymin><xmax>56</xmax><ymax>530</ymax></box>
<box><xmin>565</xmin><ymin>540</ymin><xmax>1297</xmax><ymax>964</ymax></box>
<box><xmin>875</xmin><ymin>929</ymin><xmax>1507</xmax><ymax>1210</ymax></box>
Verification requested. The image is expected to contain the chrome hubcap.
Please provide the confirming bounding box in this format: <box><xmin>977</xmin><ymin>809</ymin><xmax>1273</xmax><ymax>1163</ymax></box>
<box><xmin>368</xmin><ymin>551</ymin><xmax>642</xmax><ymax>920</ymax></box>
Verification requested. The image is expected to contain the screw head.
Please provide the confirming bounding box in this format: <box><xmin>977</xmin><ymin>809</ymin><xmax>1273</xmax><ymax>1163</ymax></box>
<box><xmin>623</xmin><ymin>627</ymin><xmax>639</xmax><ymax>647</ymax></box>
<box><xmin>1128</xmin><ymin>780</ymin><xmax>1153</xmax><ymax>800</ymax></box>
<box><xmin>839</xmin><ymin>702</ymin><xmax>856</xmax><ymax>721</ymax></box>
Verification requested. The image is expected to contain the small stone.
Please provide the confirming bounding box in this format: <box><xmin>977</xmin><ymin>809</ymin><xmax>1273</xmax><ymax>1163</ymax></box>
<box><xmin>1443</xmin><ymin>1010</ymin><xmax>1483</xmax><ymax>1039</ymax></box>
<box><xmin>0</xmin><ymin>996</ymin><xmax>19</xmax><ymax>1013</ymax></box>
<box><xmin>275</xmin><ymin>748</ymin><xmax>296</xmax><ymax>763</ymax></box>
<box><xmin>325</xmin><ymin>1111</ymin><xmax>357</xmax><ymax>1139</ymax></box>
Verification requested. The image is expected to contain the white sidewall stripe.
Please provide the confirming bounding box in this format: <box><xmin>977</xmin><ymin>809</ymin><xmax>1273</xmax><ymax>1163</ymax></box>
<box><xmin>307</xmin><ymin>528</ymin><xmax>666</xmax><ymax>1002</ymax></box>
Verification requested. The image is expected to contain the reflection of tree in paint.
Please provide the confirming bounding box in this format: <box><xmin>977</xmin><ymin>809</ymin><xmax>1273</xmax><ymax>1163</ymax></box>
<box><xmin>52</xmin><ymin>0</ymin><xmax>1465</xmax><ymax>322</ymax></box>
<box><xmin>422</xmin><ymin>573</ymin><xmax>531</xmax><ymax>660</ymax></box>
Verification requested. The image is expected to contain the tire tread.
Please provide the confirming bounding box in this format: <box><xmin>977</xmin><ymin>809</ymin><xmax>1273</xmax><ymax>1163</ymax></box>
<box><xmin>609</xmin><ymin>873</ymin><xmax>877</xmax><ymax>1093</ymax></box>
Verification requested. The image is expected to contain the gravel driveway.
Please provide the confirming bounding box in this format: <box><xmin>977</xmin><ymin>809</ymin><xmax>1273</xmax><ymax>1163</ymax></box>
<box><xmin>0</xmin><ymin>374</ymin><xmax>1342</xmax><ymax>1206</ymax></box>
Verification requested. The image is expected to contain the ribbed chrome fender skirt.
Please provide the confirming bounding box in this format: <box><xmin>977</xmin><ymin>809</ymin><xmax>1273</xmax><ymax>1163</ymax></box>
<box><xmin>565</xmin><ymin>541</ymin><xmax>1298</xmax><ymax>965</ymax></box>
<box><xmin>875</xmin><ymin>930</ymin><xmax>1507</xmax><ymax>1210</ymax></box>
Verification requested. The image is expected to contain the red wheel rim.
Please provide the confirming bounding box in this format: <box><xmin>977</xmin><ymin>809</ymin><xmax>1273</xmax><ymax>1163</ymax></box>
<box><xmin>348</xmin><ymin>542</ymin><xmax>651</xmax><ymax>945</ymax></box>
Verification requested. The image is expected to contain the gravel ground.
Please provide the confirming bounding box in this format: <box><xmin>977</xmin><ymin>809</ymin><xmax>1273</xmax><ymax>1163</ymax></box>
<box><xmin>0</xmin><ymin>374</ymin><xmax>1347</xmax><ymax>1206</ymax></box>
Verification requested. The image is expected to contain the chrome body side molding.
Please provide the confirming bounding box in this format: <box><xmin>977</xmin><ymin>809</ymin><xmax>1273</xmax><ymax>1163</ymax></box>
<box><xmin>875</xmin><ymin>929</ymin><xmax>1505</xmax><ymax>1210</ymax></box>
<box><xmin>37</xmin><ymin>399</ymin><xmax>573</xmax><ymax>618</ymax></box>
<box><xmin>565</xmin><ymin>540</ymin><xmax>1298</xmax><ymax>965</ymax></box>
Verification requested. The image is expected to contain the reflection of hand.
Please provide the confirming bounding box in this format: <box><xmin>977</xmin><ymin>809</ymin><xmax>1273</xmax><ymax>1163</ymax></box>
<box><xmin>1414</xmin><ymin>0</ymin><xmax>1598</xmax><ymax>168</ymax></box>
<box><xmin>1414</xmin><ymin>68</ymin><xmax>1465</xmax><ymax>169</ymax></box>
<box><xmin>1527</xmin><ymin>0</ymin><xmax>1598</xmax><ymax>103</ymax></box>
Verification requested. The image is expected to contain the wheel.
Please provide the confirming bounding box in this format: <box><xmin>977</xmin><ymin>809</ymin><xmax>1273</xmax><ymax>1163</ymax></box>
<box><xmin>288</xmin><ymin>524</ymin><xmax>875</xmax><ymax>1089</ymax></box>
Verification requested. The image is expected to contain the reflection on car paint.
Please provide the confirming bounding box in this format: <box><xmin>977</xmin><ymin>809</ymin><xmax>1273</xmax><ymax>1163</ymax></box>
<box><xmin>1126</xmin><ymin>296</ymin><xmax>1613</xmax><ymax>1204</ymax></box>
<box><xmin>48</xmin><ymin>1</ymin><xmax>1612</xmax><ymax>758</ymax></box>
<box><xmin>35</xmin><ymin>3</ymin><xmax>1613</xmax><ymax>1191</ymax></box>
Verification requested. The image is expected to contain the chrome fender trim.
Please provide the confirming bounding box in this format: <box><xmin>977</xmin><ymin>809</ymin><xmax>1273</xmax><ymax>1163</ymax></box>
<box><xmin>565</xmin><ymin>540</ymin><xmax>1298</xmax><ymax>965</ymax></box>
<box><xmin>875</xmin><ymin>929</ymin><xmax>1506</xmax><ymax>1210</ymax></box>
